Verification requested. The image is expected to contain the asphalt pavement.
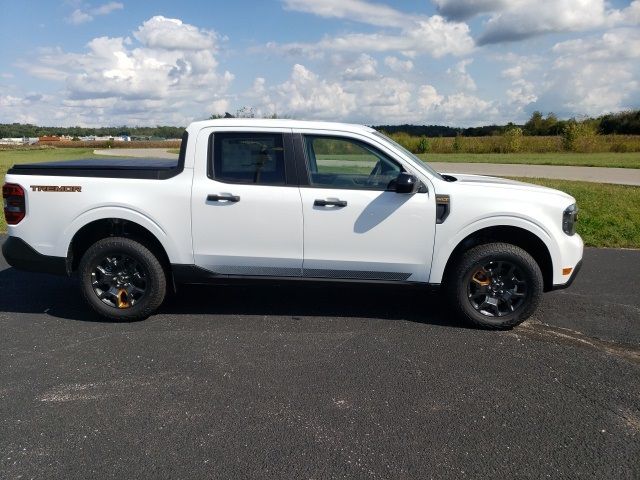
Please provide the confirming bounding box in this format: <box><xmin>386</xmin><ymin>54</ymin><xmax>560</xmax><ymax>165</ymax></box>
<box><xmin>1</xmin><ymin>237</ymin><xmax>638</xmax><ymax>479</ymax></box>
<box><xmin>94</xmin><ymin>148</ymin><xmax>178</xmax><ymax>159</ymax></box>
<box><xmin>432</xmin><ymin>162</ymin><xmax>640</xmax><ymax>186</ymax></box>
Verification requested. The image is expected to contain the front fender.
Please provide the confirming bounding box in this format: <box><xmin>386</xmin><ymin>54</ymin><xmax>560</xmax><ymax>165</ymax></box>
<box><xmin>428</xmin><ymin>215</ymin><xmax>559</xmax><ymax>284</ymax></box>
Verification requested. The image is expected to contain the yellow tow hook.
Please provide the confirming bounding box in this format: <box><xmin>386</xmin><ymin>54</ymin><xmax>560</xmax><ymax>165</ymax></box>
<box><xmin>116</xmin><ymin>289</ymin><xmax>130</xmax><ymax>309</ymax></box>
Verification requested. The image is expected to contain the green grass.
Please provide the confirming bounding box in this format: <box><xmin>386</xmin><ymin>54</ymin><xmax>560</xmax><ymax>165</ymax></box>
<box><xmin>510</xmin><ymin>178</ymin><xmax>640</xmax><ymax>248</ymax></box>
<box><xmin>419</xmin><ymin>152</ymin><xmax>640</xmax><ymax>168</ymax></box>
<box><xmin>1</xmin><ymin>148</ymin><xmax>96</xmax><ymax>232</ymax></box>
<box><xmin>139</xmin><ymin>147</ymin><xmax>640</xmax><ymax>168</ymax></box>
<box><xmin>2</xmin><ymin>149</ymin><xmax>638</xmax><ymax>248</ymax></box>
<box><xmin>1</xmin><ymin>148</ymin><xmax>96</xmax><ymax>178</ymax></box>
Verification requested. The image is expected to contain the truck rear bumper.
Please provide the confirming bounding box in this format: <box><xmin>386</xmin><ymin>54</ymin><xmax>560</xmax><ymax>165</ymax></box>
<box><xmin>1</xmin><ymin>236</ymin><xmax>68</xmax><ymax>276</ymax></box>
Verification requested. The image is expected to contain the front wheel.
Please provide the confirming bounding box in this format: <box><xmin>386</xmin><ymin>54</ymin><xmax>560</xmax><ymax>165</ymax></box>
<box><xmin>446</xmin><ymin>242</ymin><xmax>543</xmax><ymax>329</ymax></box>
<box><xmin>78</xmin><ymin>237</ymin><xmax>166</xmax><ymax>321</ymax></box>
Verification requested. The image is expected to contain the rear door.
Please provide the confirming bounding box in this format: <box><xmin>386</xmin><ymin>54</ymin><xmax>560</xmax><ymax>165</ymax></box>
<box><xmin>191</xmin><ymin>128</ymin><xmax>303</xmax><ymax>276</ymax></box>
<box><xmin>296</xmin><ymin>132</ymin><xmax>436</xmax><ymax>282</ymax></box>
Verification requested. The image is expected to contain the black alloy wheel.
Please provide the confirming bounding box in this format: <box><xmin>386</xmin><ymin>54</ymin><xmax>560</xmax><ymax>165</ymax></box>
<box><xmin>79</xmin><ymin>237</ymin><xmax>166</xmax><ymax>321</ymax></box>
<box><xmin>90</xmin><ymin>253</ymin><xmax>148</xmax><ymax>309</ymax></box>
<box><xmin>446</xmin><ymin>242</ymin><xmax>544</xmax><ymax>329</ymax></box>
<box><xmin>467</xmin><ymin>260</ymin><xmax>528</xmax><ymax>317</ymax></box>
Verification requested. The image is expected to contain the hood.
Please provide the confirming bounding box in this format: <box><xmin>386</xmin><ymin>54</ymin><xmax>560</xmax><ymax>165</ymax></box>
<box><xmin>441</xmin><ymin>173</ymin><xmax>574</xmax><ymax>200</ymax></box>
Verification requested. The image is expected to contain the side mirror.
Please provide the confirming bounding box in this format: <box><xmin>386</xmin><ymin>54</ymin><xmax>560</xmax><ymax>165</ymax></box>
<box><xmin>393</xmin><ymin>172</ymin><xmax>420</xmax><ymax>194</ymax></box>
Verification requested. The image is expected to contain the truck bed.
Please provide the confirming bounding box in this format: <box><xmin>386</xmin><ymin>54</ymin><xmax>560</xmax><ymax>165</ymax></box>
<box><xmin>7</xmin><ymin>157</ymin><xmax>182</xmax><ymax>180</ymax></box>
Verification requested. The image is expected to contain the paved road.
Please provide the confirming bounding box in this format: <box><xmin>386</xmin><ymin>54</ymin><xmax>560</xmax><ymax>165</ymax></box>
<box><xmin>1</xmin><ymin>238</ymin><xmax>638</xmax><ymax>479</ymax></box>
<box><xmin>432</xmin><ymin>162</ymin><xmax>640</xmax><ymax>186</ymax></box>
<box><xmin>94</xmin><ymin>148</ymin><xmax>177</xmax><ymax>159</ymax></box>
<box><xmin>93</xmin><ymin>149</ymin><xmax>640</xmax><ymax>185</ymax></box>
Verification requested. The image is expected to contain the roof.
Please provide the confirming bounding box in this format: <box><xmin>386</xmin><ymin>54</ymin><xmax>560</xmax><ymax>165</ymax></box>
<box><xmin>187</xmin><ymin>118</ymin><xmax>375</xmax><ymax>134</ymax></box>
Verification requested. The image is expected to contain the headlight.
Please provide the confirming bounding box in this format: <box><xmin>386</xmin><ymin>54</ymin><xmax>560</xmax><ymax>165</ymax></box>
<box><xmin>562</xmin><ymin>203</ymin><xmax>578</xmax><ymax>235</ymax></box>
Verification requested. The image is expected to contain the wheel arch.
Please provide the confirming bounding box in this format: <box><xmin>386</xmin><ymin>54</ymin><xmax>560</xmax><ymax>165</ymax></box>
<box><xmin>435</xmin><ymin>224</ymin><xmax>556</xmax><ymax>292</ymax></box>
<box><xmin>67</xmin><ymin>218</ymin><xmax>172</xmax><ymax>280</ymax></box>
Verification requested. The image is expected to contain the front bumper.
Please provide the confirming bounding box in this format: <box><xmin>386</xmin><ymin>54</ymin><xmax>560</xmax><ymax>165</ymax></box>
<box><xmin>550</xmin><ymin>259</ymin><xmax>582</xmax><ymax>291</ymax></box>
<box><xmin>1</xmin><ymin>236</ymin><xmax>68</xmax><ymax>276</ymax></box>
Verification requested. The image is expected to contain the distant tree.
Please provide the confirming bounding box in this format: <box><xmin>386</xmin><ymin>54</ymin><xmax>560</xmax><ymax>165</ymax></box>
<box><xmin>598</xmin><ymin>110</ymin><xmax>640</xmax><ymax>135</ymax></box>
<box><xmin>452</xmin><ymin>134</ymin><xmax>463</xmax><ymax>152</ymax></box>
<box><xmin>235</xmin><ymin>106</ymin><xmax>256</xmax><ymax>118</ymax></box>
<box><xmin>563</xmin><ymin>120</ymin><xmax>597</xmax><ymax>152</ymax></box>
<box><xmin>503</xmin><ymin>126</ymin><xmax>523</xmax><ymax>152</ymax></box>
<box><xmin>416</xmin><ymin>136</ymin><xmax>430</xmax><ymax>154</ymax></box>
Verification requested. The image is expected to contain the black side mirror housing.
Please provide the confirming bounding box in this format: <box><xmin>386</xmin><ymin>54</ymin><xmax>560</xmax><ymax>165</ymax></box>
<box><xmin>393</xmin><ymin>172</ymin><xmax>420</xmax><ymax>194</ymax></box>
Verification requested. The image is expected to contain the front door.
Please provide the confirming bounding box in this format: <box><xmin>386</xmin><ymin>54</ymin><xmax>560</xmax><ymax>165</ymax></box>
<box><xmin>191</xmin><ymin>129</ymin><xmax>303</xmax><ymax>276</ymax></box>
<box><xmin>297</xmin><ymin>134</ymin><xmax>435</xmax><ymax>282</ymax></box>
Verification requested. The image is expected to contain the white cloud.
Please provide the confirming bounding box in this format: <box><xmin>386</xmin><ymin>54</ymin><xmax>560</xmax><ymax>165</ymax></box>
<box><xmin>93</xmin><ymin>1</ymin><xmax>124</xmax><ymax>15</ymax></box>
<box><xmin>623</xmin><ymin>1</ymin><xmax>640</xmax><ymax>23</ymax></box>
<box><xmin>67</xmin><ymin>2</ymin><xmax>123</xmax><ymax>25</ymax></box>
<box><xmin>272</xmin><ymin>17</ymin><xmax>474</xmax><ymax>58</ymax></box>
<box><xmin>418</xmin><ymin>85</ymin><xmax>498</xmax><ymax>123</ymax></box>
<box><xmin>384</xmin><ymin>56</ymin><xmax>414</xmax><ymax>73</ymax></box>
<box><xmin>447</xmin><ymin>59</ymin><xmax>476</xmax><ymax>91</ymax></box>
<box><xmin>436</xmin><ymin>0</ymin><xmax>640</xmax><ymax>44</ymax></box>
<box><xmin>69</xmin><ymin>9</ymin><xmax>93</xmax><ymax>25</ymax></box>
<box><xmin>506</xmin><ymin>79</ymin><xmax>537</xmax><ymax>109</ymax></box>
<box><xmin>497</xmin><ymin>53</ymin><xmax>541</xmax><ymax>111</ymax></box>
<box><xmin>352</xmin><ymin>77</ymin><xmax>414</xmax><ymax>122</ymax></box>
<box><xmin>14</xmin><ymin>16</ymin><xmax>233</xmax><ymax>126</ymax></box>
<box><xmin>418</xmin><ymin>85</ymin><xmax>443</xmax><ymax>109</ymax></box>
<box><xmin>282</xmin><ymin>0</ymin><xmax>409</xmax><ymax>27</ymax></box>
<box><xmin>342</xmin><ymin>54</ymin><xmax>378</xmax><ymax>81</ymax></box>
<box><xmin>246</xmin><ymin>63</ymin><xmax>502</xmax><ymax>126</ymax></box>
<box><xmin>134</xmin><ymin>16</ymin><xmax>217</xmax><ymax>51</ymax></box>
<box><xmin>533</xmin><ymin>29</ymin><xmax>640</xmax><ymax>115</ymax></box>
<box><xmin>477</xmin><ymin>0</ymin><xmax>624</xmax><ymax>45</ymax></box>
<box><xmin>273</xmin><ymin>1</ymin><xmax>474</xmax><ymax>58</ymax></box>
<box><xmin>209</xmin><ymin>98</ymin><xmax>230</xmax><ymax>116</ymax></box>
<box><xmin>272</xmin><ymin>64</ymin><xmax>356</xmax><ymax>118</ymax></box>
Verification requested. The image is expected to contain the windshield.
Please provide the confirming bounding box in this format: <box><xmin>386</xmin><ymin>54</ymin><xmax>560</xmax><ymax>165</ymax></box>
<box><xmin>372</xmin><ymin>131</ymin><xmax>444</xmax><ymax>180</ymax></box>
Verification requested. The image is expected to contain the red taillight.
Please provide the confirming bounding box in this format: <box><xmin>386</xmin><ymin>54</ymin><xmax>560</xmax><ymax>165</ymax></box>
<box><xmin>3</xmin><ymin>183</ymin><xmax>26</xmax><ymax>225</ymax></box>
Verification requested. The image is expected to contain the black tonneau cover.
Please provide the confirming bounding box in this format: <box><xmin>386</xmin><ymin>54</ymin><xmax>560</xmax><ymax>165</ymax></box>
<box><xmin>8</xmin><ymin>157</ymin><xmax>182</xmax><ymax>180</ymax></box>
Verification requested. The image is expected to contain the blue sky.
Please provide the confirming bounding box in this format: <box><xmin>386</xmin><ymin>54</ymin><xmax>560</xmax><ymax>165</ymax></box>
<box><xmin>1</xmin><ymin>0</ymin><xmax>639</xmax><ymax>127</ymax></box>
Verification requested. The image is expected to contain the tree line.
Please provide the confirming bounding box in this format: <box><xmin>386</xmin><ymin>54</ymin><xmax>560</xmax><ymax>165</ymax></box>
<box><xmin>375</xmin><ymin>110</ymin><xmax>640</xmax><ymax>137</ymax></box>
<box><xmin>0</xmin><ymin>124</ymin><xmax>185</xmax><ymax>139</ymax></box>
<box><xmin>1</xmin><ymin>110</ymin><xmax>638</xmax><ymax>139</ymax></box>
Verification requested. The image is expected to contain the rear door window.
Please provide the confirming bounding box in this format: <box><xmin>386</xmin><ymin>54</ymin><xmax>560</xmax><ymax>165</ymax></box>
<box><xmin>212</xmin><ymin>133</ymin><xmax>286</xmax><ymax>185</ymax></box>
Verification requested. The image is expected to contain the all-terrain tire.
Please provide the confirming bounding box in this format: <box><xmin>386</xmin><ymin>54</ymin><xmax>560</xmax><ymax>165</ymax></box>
<box><xmin>445</xmin><ymin>242</ymin><xmax>543</xmax><ymax>330</ymax></box>
<box><xmin>78</xmin><ymin>237</ymin><xmax>166</xmax><ymax>321</ymax></box>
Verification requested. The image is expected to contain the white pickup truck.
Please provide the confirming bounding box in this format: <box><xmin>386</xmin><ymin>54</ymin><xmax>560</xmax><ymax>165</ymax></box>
<box><xmin>2</xmin><ymin>119</ymin><xmax>583</xmax><ymax>328</ymax></box>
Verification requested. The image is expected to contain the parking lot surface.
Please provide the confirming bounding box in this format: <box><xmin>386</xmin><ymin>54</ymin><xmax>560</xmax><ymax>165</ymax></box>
<box><xmin>1</xmin><ymin>237</ymin><xmax>639</xmax><ymax>479</ymax></box>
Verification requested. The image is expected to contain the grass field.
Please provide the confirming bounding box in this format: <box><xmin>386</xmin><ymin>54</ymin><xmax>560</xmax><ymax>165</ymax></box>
<box><xmin>420</xmin><ymin>152</ymin><xmax>640</xmax><ymax>168</ymax></box>
<box><xmin>509</xmin><ymin>178</ymin><xmax>640</xmax><ymax>249</ymax></box>
<box><xmin>0</xmin><ymin>148</ymin><xmax>95</xmax><ymax>180</ymax></box>
<box><xmin>387</xmin><ymin>132</ymin><xmax>640</xmax><ymax>154</ymax></box>
<box><xmin>161</xmin><ymin>148</ymin><xmax>640</xmax><ymax>169</ymax></box>
<box><xmin>1</xmin><ymin>149</ymin><xmax>638</xmax><ymax>248</ymax></box>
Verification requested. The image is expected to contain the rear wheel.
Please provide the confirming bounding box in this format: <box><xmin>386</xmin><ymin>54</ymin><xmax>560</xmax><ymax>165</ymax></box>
<box><xmin>446</xmin><ymin>242</ymin><xmax>543</xmax><ymax>329</ymax></box>
<box><xmin>79</xmin><ymin>237</ymin><xmax>166</xmax><ymax>321</ymax></box>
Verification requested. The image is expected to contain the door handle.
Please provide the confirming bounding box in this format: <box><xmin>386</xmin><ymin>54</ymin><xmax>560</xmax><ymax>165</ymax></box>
<box><xmin>314</xmin><ymin>199</ymin><xmax>347</xmax><ymax>207</ymax></box>
<box><xmin>207</xmin><ymin>194</ymin><xmax>240</xmax><ymax>202</ymax></box>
